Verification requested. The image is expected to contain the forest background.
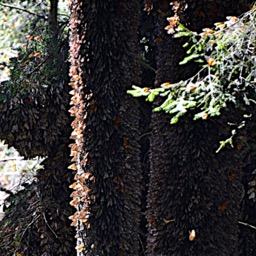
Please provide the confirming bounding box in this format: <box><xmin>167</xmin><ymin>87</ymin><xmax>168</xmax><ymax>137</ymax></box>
<box><xmin>0</xmin><ymin>0</ymin><xmax>256</xmax><ymax>256</ymax></box>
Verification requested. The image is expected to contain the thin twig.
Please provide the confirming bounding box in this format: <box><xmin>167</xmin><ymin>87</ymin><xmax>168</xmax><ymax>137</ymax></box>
<box><xmin>27</xmin><ymin>55</ymin><xmax>51</xmax><ymax>75</ymax></box>
<box><xmin>139</xmin><ymin>131</ymin><xmax>152</xmax><ymax>139</ymax></box>
<box><xmin>138</xmin><ymin>233</ymin><xmax>146</xmax><ymax>256</ymax></box>
<box><xmin>19</xmin><ymin>215</ymin><xmax>40</xmax><ymax>243</ymax></box>
<box><xmin>43</xmin><ymin>212</ymin><xmax>59</xmax><ymax>239</ymax></box>
<box><xmin>238</xmin><ymin>221</ymin><xmax>256</xmax><ymax>231</ymax></box>
<box><xmin>140</xmin><ymin>60</ymin><xmax>156</xmax><ymax>72</ymax></box>
<box><xmin>0</xmin><ymin>157</ymin><xmax>24</xmax><ymax>162</ymax></box>
<box><xmin>0</xmin><ymin>3</ymin><xmax>47</xmax><ymax>20</ymax></box>
<box><xmin>0</xmin><ymin>187</ymin><xmax>13</xmax><ymax>195</ymax></box>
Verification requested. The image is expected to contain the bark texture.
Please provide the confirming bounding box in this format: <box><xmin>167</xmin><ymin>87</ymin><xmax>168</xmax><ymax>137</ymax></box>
<box><xmin>0</xmin><ymin>60</ymin><xmax>70</xmax><ymax>158</ymax></box>
<box><xmin>0</xmin><ymin>72</ymin><xmax>75</xmax><ymax>256</ymax></box>
<box><xmin>239</xmin><ymin>115</ymin><xmax>256</xmax><ymax>255</ymax></box>
<box><xmin>0</xmin><ymin>22</ymin><xmax>76</xmax><ymax>256</ymax></box>
<box><xmin>68</xmin><ymin>1</ymin><xmax>142</xmax><ymax>255</ymax></box>
<box><xmin>146</xmin><ymin>1</ymin><xmax>251</xmax><ymax>255</ymax></box>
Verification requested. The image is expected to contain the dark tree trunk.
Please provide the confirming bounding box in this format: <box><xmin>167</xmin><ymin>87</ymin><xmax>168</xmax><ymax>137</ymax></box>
<box><xmin>239</xmin><ymin>114</ymin><xmax>256</xmax><ymax>255</ymax></box>
<box><xmin>0</xmin><ymin>2</ymin><xmax>76</xmax><ymax>255</ymax></box>
<box><xmin>0</xmin><ymin>52</ymin><xmax>76</xmax><ymax>256</ymax></box>
<box><xmin>68</xmin><ymin>0</ymin><xmax>142</xmax><ymax>255</ymax></box>
<box><xmin>31</xmin><ymin>133</ymin><xmax>76</xmax><ymax>255</ymax></box>
<box><xmin>0</xmin><ymin>46</ymin><xmax>76</xmax><ymax>255</ymax></box>
<box><xmin>49</xmin><ymin>0</ymin><xmax>58</xmax><ymax>32</ymax></box>
<box><xmin>146</xmin><ymin>1</ymin><xmax>251</xmax><ymax>255</ymax></box>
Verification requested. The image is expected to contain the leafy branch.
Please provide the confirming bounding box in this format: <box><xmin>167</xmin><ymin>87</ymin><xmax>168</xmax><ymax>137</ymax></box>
<box><xmin>0</xmin><ymin>2</ymin><xmax>47</xmax><ymax>20</ymax></box>
<box><xmin>128</xmin><ymin>7</ymin><xmax>256</xmax><ymax>128</ymax></box>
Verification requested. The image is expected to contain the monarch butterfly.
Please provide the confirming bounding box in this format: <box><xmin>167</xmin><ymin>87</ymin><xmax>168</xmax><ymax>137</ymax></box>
<box><xmin>189</xmin><ymin>229</ymin><xmax>196</xmax><ymax>241</ymax></box>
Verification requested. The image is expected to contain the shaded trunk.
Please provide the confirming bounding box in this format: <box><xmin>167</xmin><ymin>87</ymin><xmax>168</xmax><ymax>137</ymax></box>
<box><xmin>239</xmin><ymin>113</ymin><xmax>256</xmax><ymax>255</ymax></box>
<box><xmin>68</xmin><ymin>0</ymin><xmax>142</xmax><ymax>255</ymax></box>
<box><xmin>0</xmin><ymin>66</ymin><xmax>75</xmax><ymax>256</ymax></box>
<box><xmin>0</xmin><ymin>3</ymin><xmax>76</xmax><ymax>255</ymax></box>
<box><xmin>49</xmin><ymin>0</ymin><xmax>58</xmax><ymax>32</ymax></box>
<box><xmin>146</xmin><ymin>0</ymin><xmax>251</xmax><ymax>255</ymax></box>
<box><xmin>33</xmin><ymin>134</ymin><xmax>75</xmax><ymax>256</ymax></box>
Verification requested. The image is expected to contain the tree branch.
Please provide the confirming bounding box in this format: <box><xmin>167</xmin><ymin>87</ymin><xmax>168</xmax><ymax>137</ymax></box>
<box><xmin>43</xmin><ymin>212</ymin><xmax>59</xmax><ymax>238</ymax></box>
<box><xmin>0</xmin><ymin>3</ymin><xmax>47</xmax><ymax>20</ymax></box>
<box><xmin>27</xmin><ymin>55</ymin><xmax>51</xmax><ymax>76</ymax></box>
<box><xmin>238</xmin><ymin>221</ymin><xmax>256</xmax><ymax>231</ymax></box>
<box><xmin>0</xmin><ymin>157</ymin><xmax>23</xmax><ymax>162</ymax></box>
<box><xmin>0</xmin><ymin>187</ymin><xmax>13</xmax><ymax>195</ymax></box>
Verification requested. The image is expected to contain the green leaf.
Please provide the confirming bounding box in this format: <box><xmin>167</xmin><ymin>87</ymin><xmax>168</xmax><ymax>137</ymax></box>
<box><xmin>159</xmin><ymin>96</ymin><xmax>175</xmax><ymax>109</ymax></box>
<box><xmin>176</xmin><ymin>23</ymin><xmax>187</xmax><ymax>32</ymax></box>
<box><xmin>153</xmin><ymin>106</ymin><xmax>162</xmax><ymax>112</ymax></box>
<box><xmin>127</xmin><ymin>85</ymin><xmax>151</xmax><ymax>97</ymax></box>
<box><xmin>194</xmin><ymin>59</ymin><xmax>205</xmax><ymax>63</ymax></box>
<box><xmin>162</xmin><ymin>101</ymin><xmax>177</xmax><ymax>112</ymax></box>
<box><xmin>159</xmin><ymin>91</ymin><xmax>170</xmax><ymax>97</ymax></box>
<box><xmin>183</xmin><ymin>42</ymin><xmax>189</xmax><ymax>48</ymax></box>
<box><xmin>170</xmin><ymin>116</ymin><xmax>179</xmax><ymax>124</ymax></box>
<box><xmin>179</xmin><ymin>54</ymin><xmax>203</xmax><ymax>65</ymax></box>
<box><xmin>174</xmin><ymin>31</ymin><xmax>194</xmax><ymax>38</ymax></box>
<box><xmin>146</xmin><ymin>92</ymin><xmax>156</xmax><ymax>102</ymax></box>
<box><xmin>186</xmin><ymin>44</ymin><xmax>196</xmax><ymax>54</ymax></box>
<box><xmin>127</xmin><ymin>90</ymin><xmax>143</xmax><ymax>97</ymax></box>
<box><xmin>153</xmin><ymin>88</ymin><xmax>166</xmax><ymax>93</ymax></box>
<box><xmin>184</xmin><ymin>100</ymin><xmax>197</xmax><ymax>108</ymax></box>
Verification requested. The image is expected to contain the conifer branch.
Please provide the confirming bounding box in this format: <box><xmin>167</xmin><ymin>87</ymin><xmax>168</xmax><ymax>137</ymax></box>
<box><xmin>0</xmin><ymin>3</ymin><xmax>47</xmax><ymax>20</ymax></box>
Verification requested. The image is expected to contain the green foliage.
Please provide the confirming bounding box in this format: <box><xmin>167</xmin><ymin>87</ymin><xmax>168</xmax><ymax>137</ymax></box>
<box><xmin>0</xmin><ymin>1</ymin><xmax>69</xmax><ymax>83</ymax></box>
<box><xmin>0</xmin><ymin>22</ymin><xmax>69</xmax><ymax>104</ymax></box>
<box><xmin>128</xmin><ymin>6</ymin><xmax>256</xmax><ymax>126</ymax></box>
<box><xmin>0</xmin><ymin>1</ymin><xmax>46</xmax><ymax>81</ymax></box>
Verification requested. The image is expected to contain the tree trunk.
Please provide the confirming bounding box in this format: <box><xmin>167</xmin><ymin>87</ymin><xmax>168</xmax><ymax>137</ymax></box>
<box><xmin>0</xmin><ymin>2</ymin><xmax>76</xmax><ymax>255</ymax></box>
<box><xmin>239</xmin><ymin>115</ymin><xmax>256</xmax><ymax>255</ymax></box>
<box><xmin>68</xmin><ymin>0</ymin><xmax>142</xmax><ymax>255</ymax></box>
<box><xmin>146</xmin><ymin>1</ymin><xmax>251</xmax><ymax>255</ymax></box>
<box><xmin>0</xmin><ymin>56</ymin><xmax>76</xmax><ymax>256</ymax></box>
<box><xmin>49</xmin><ymin>0</ymin><xmax>58</xmax><ymax>32</ymax></box>
<box><xmin>31</xmin><ymin>134</ymin><xmax>76</xmax><ymax>255</ymax></box>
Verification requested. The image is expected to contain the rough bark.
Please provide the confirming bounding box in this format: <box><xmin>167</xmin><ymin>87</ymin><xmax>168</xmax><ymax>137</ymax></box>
<box><xmin>146</xmin><ymin>1</ymin><xmax>251</xmax><ymax>255</ymax></box>
<box><xmin>0</xmin><ymin>74</ymin><xmax>75</xmax><ymax>256</ymax></box>
<box><xmin>239</xmin><ymin>114</ymin><xmax>256</xmax><ymax>255</ymax></box>
<box><xmin>68</xmin><ymin>0</ymin><xmax>142</xmax><ymax>255</ymax></box>
<box><xmin>0</xmin><ymin>58</ymin><xmax>70</xmax><ymax>159</ymax></box>
<box><xmin>0</xmin><ymin>5</ymin><xmax>76</xmax><ymax>255</ymax></box>
<box><xmin>49</xmin><ymin>0</ymin><xmax>58</xmax><ymax>31</ymax></box>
